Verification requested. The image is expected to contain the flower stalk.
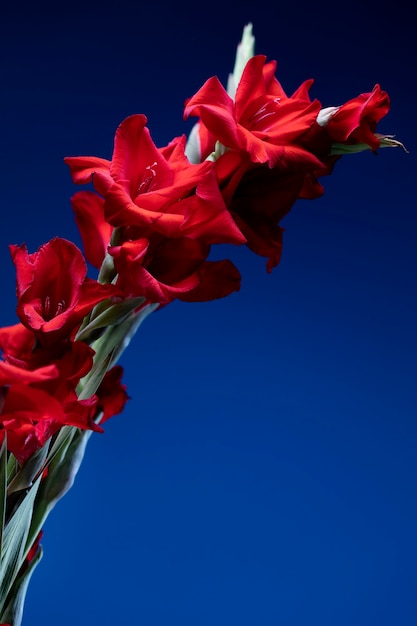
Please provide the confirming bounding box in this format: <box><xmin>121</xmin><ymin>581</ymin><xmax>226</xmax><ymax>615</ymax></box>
<box><xmin>0</xmin><ymin>23</ymin><xmax>404</xmax><ymax>625</ymax></box>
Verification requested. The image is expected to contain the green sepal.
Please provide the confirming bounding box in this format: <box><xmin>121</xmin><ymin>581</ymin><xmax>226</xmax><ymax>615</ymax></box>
<box><xmin>76</xmin><ymin>305</ymin><xmax>154</xmax><ymax>400</ymax></box>
<box><xmin>77</xmin><ymin>350</ymin><xmax>114</xmax><ymax>401</ymax></box>
<box><xmin>7</xmin><ymin>443</ymin><xmax>50</xmax><ymax>496</ymax></box>
<box><xmin>92</xmin><ymin>303</ymin><xmax>158</xmax><ymax>371</ymax></box>
<box><xmin>97</xmin><ymin>251</ymin><xmax>117</xmax><ymax>285</ymax></box>
<box><xmin>75</xmin><ymin>296</ymin><xmax>146</xmax><ymax>343</ymax></box>
<box><xmin>330</xmin><ymin>134</ymin><xmax>407</xmax><ymax>156</ymax></box>
<box><xmin>6</xmin><ymin>454</ymin><xmax>18</xmax><ymax>488</ymax></box>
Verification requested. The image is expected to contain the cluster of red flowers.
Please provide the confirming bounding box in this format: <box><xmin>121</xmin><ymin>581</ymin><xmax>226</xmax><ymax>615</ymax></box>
<box><xmin>0</xmin><ymin>237</ymin><xmax>128</xmax><ymax>463</ymax></box>
<box><xmin>0</xmin><ymin>52</ymin><xmax>390</xmax><ymax>465</ymax></box>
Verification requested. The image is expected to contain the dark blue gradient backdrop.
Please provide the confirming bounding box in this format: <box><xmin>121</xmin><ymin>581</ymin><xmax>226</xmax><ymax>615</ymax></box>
<box><xmin>1</xmin><ymin>2</ymin><xmax>416</xmax><ymax>625</ymax></box>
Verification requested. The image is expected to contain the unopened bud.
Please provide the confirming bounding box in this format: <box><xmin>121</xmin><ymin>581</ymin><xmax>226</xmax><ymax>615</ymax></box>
<box><xmin>227</xmin><ymin>23</ymin><xmax>255</xmax><ymax>98</ymax></box>
<box><xmin>316</xmin><ymin>106</ymin><xmax>339</xmax><ymax>127</ymax></box>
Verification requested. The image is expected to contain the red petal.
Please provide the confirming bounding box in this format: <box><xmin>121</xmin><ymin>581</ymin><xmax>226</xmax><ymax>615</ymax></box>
<box><xmin>179</xmin><ymin>260</ymin><xmax>241</xmax><ymax>302</ymax></box>
<box><xmin>0</xmin><ymin>361</ymin><xmax>58</xmax><ymax>385</ymax></box>
<box><xmin>64</xmin><ymin>156</ymin><xmax>112</xmax><ymax>194</ymax></box>
<box><xmin>110</xmin><ymin>114</ymin><xmax>173</xmax><ymax>194</ymax></box>
<box><xmin>71</xmin><ymin>191</ymin><xmax>112</xmax><ymax>268</ymax></box>
<box><xmin>96</xmin><ymin>365</ymin><xmax>129</xmax><ymax>423</ymax></box>
<box><xmin>184</xmin><ymin>76</ymin><xmax>240</xmax><ymax>149</ymax></box>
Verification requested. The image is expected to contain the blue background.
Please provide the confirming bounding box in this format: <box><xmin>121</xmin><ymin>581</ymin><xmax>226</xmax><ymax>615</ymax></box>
<box><xmin>1</xmin><ymin>1</ymin><xmax>416</xmax><ymax>625</ymax></box>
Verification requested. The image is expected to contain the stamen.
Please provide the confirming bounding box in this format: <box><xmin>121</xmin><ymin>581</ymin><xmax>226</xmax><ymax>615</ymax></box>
<box><xmin>247</xmin><ymin>98</ymin><xmax>281</xmax><ymax>126</ymax></box>
<box><xmin>55</xmin><ymin>301</ymin><xmax>65</xmax><ymax>316</ymax></box>
<box><xmin>138</xmin><ymin>162</ymin><xmax>158</xmax><ymax>193</ymax></box>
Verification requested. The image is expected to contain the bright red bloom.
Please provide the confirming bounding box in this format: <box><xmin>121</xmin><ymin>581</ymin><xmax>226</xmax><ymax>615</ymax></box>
<box><xmin>35</xmin><ymin>341</ymin><xmax>96</xmax><ymax>404</ymax></box>
<box><xmin>228</xmin><ymin>166</ymin><xmax>311</xmax><ymax>272</ymax></box>
<box><xmin>65</xmin><ymin>114</ymin><xmax>245</xmax><ymax>246</ymax></box>
<box><xmin>0</xmin><ymin>384</ymin><xmax>98</xmax><ymax>464</ymax></box>
<box><xmin>184</xmin><ymin>55</ymin><xmax>324</xmax><ymax>170</ymax></box>
<box><xmin>96</xmin><ymin>365</ymin><xmax>129</xmax><ymax>423</ymax></box>
<box><xmin>10</xmin><ymin>237</ymin><xmax>119</xmax><ymax>345</ymax></box>
<box><xmin>0</xmin><ymin>319</ymin><xmax>101</xmax><ymax>394</ymax></box>
<box><xmin>109</xmin><ymin>236</ymin><xmax>241</xmax><ymax>304</ymax></box>
<box><xmin>317</xmin><ymin>84</ymin><xmax>390</xmax><ymax>150</ymax></box>
<box><xmin>0</xmin><ymin>338</ymin><xmax>103</xmax><ymax>463</ymax></box>
<box><xmin>206</xmin><ymin>142</ymin><xmax>328</xmax><ymax>272</ymax></box>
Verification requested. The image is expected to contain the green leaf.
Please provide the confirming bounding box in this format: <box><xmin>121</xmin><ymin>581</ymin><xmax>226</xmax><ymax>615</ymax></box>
<box><xmin>0</xmin><ymin>475</ymin><xmax>42</xmax><ymax>614</ymax></box>
<box><xmin>26</xmin><ymin>429</ymin><xmax>92</xmax><ymax>552</ymax></box>
<box><xmin>77</xmin><ymin>302</ymin><xmax>158</xmax><ymax>401</ymax></box>
<box><xmin>0</xmin><ymin>543</ymin><xmax>42</xmax><ymax>626</ymax></box>
<box><xmin>42</xmin><ymin>429</ymin><xmax>92</xmax><ymax>511</ymax></box>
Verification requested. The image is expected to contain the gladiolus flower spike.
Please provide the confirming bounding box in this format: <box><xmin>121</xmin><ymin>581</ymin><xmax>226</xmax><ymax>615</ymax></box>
<box><xmin>0</xmin><ymin>23</ymin><xmax>403</xmax><ymax>626</ymax></box>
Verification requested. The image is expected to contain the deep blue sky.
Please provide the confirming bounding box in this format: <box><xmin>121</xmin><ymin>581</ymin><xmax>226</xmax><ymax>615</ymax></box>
<box><xmin>1</xmin><ymin>2</ymin><xmax>416</xmax><ymax>625</ymax></box>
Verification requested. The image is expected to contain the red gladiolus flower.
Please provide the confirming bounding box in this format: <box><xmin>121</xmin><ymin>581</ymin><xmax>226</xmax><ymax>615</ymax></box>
<box><xmin>96</xmin><ymin>365</ymin><xmax>129</xmax><ymax>423</ymax></box>
<box><xmin>209</xmin><ymin>143</ymin><xmax>329</xmax><ymax>272</ymax></box>
<box><xmin>228</xmin><ymin>165</ymin><xmax>311</xmax><ymax>272</ymax></box>
<box><xmin>317</xmin><ymin>84</ymin><xmax>390</xmax><ymax>150</ymax></box>
<box><xmin>0</xmin><ymin>381</ymin><xmax>102</xmax><ymax>463</ymax></box>
<box><xmin>35</xmin><ymin>340</ymin><xmax>96</xmax><ymax>404</ymax></box>
<box><xmin>65</xmin><ymin>114</ymin><xmax>245</xmax><ymax>246</ymax></box>
<box><xmin>184</xmin><ymin>55</ymin><xmax>325</xmax><ymax>171</ymax></box>
<box><xmin>109</xmin><ymin>236</ymin><xmax>241</xmax><ymax>304</ymax></box>
<box><xmin>0</xmin><ymin>384</ymin><xmax>72</xmax><ymax>463</ymax></box>
<box><xmin>10</xmin><ymin>237</ymin><xmax>119</xmax><ymax>345</ymax></box>
<box><xmin>0</xmin><ymin>323</ymin><xmax>96</xmax><ymax>409</ymax></box>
